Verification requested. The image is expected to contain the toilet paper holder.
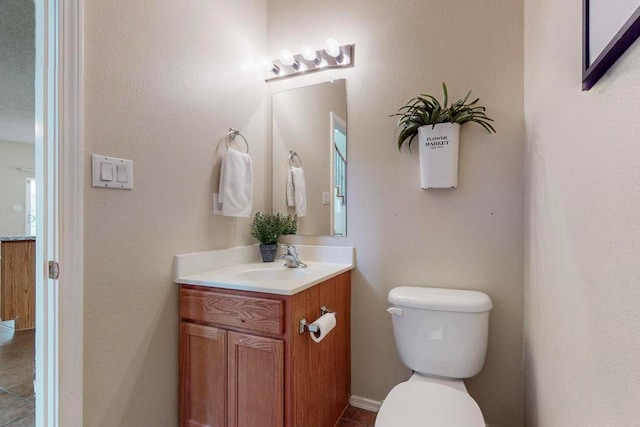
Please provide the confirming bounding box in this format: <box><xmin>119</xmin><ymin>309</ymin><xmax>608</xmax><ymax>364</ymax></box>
<box><xmin>298</xmin><ymin>306</ymin><xmax>336</xmax><ymax>334</ymax></box>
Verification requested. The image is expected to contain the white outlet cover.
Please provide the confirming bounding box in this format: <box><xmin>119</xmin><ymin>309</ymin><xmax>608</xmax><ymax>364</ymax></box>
<box><xmin>213</xmin><ymin>193</ymin><xmax>223</xmax><ymax>215</ymax></box>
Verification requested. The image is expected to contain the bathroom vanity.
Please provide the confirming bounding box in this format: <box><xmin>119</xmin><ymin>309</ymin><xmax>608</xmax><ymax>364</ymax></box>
<box><xmin>175</xmin><ymin>245</ymin><xmax>354</xmax><ymax>427</ymax></box>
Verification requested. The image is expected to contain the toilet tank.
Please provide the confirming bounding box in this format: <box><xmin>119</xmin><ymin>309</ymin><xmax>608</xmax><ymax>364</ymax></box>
<box><xmin>387</xmin><ymin>286</ymin><xmax>492</xmax><ymax>379</ymax></box>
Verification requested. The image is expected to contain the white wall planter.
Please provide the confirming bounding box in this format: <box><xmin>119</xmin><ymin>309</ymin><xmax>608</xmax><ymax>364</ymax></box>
<box><xmin>417</xmin><ymin>123</ymin><xmax>461</xmax><ymax>189</ymax></box>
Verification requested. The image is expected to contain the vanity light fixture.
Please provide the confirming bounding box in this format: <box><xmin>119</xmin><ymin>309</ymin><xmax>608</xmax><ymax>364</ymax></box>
<box><xmin>263</xmin><ymin>38</ymin><xmax>354</xmax><ymax>81</ymax></box>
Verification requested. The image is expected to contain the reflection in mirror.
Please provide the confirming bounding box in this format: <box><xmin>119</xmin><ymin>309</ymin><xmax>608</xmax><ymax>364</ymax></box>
<box><xmin>331</xmin><ymin>112</ymin><xmax>346</xmax><ymax>236</ymax></box>
<box><xmin>272</xmin><ymin>79</ymin><xmax>347</xmax><ymax>236</ymax></box>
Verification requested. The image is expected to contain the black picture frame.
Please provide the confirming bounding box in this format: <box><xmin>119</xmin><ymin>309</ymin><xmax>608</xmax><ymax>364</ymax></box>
<box><xmin>583</xmin><ymin>1</ymin><xmax>640</xmax><ymax>90</ymax></box>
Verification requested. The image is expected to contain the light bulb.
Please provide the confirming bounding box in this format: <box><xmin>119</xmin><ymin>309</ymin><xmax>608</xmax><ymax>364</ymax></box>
<box><xmin>301</xmin><ymin>45</ymin><xmax>317</xmax><ymax>61</ymax></box>
<box><xmin>278</xmin><ymin>49</ymin><xmax>295</xmax><ymax>66</ymax></box>
<box><xmin>261</xmin><ymin>56</ymin><xmax>279</xmax><ymax>72</ymax></box>
<box><xmin>324</xmin><ymin>38</ymin><xmax>341</xmax><ymax>58</ymax></box>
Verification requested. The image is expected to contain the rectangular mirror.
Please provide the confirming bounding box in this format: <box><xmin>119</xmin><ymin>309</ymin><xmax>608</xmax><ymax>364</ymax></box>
<box><xmin>271</xmin><ymin>80</ymin><xmax>347</xmax><ymax>236</ymax></box>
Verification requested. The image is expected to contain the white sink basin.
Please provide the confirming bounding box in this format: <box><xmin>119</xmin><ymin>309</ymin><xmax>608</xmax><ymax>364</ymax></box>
<box><xmin>175</xmin><ymin>245</ymin><xmax>355</xmax><ymax>295</ymax></box>
<box><xmin>177</xmin><ymin>261</ymin><xmax>351</xmax><ymax>295</ymax></box>
<box><xmin>235</xmin><ymin>266</ymin><xmax>310</xmax><ymax>282</ymax></box>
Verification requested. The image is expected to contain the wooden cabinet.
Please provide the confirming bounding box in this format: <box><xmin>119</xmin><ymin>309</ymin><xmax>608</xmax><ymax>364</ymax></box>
<box><xmin>179</xmin><ymin>270</ymin><xmax>351</xmax><ymax>427</ymax></box>
<box><xmin>0</xmin><ymin>239</ymin><xmax>36</xmax><ymax>331</ymax></box>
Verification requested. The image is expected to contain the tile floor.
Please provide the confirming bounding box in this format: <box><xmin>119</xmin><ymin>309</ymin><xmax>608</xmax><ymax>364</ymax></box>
<box><xmin>337</xmin><ymin>405</ymin><xmax>378</xmax><ymax>427</ymax></box>
<box><xmin>0</xmin><ymin>321</ymin><xmax>34</xmax><ymax>427</ymax></box>
<box><xmin>0</xmin><ymin>319</ymin><xmax>376</xmax><ymax>427</ymax></box>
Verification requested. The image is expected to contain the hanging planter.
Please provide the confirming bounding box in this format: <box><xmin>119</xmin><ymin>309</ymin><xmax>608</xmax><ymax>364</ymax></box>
<box><xmin>418</xmin><ymin>122</ymin><xmax>460</xmax><ymax>188</ymax></box>
<box><xmin>392</xmin><ymin>82</ymin><xmax>495</xmax><ymax>189</ymax></box>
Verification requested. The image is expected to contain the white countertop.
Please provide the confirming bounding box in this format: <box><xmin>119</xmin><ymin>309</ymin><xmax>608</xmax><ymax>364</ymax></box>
<box><xmin>175</xmin><ymin>245</ymin><xmax>355</xmax><ymax>296</ymax></box>
<box><xmin>0</xmin><ymin>236</ymin><xmax>35</xmax><ymax>241</ymax></box>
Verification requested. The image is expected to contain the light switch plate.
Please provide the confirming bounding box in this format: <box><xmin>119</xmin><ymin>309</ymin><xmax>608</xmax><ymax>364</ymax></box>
<box><xmin>92</xmin><ymin>155</ymin><xmax>133</xmax><ymax>189</ymax></box>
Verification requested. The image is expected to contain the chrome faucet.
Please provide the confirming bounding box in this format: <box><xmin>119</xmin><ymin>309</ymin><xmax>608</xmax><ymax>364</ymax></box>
<box><xmin>281</xmin><ymin>244</ymin><xmax>307</xmax><ymax>268</ymax></box>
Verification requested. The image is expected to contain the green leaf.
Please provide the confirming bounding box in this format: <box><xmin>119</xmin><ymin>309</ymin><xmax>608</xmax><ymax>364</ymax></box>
<box><xmin>442</xmin><ymin>82</ymin><xmax>448</xmax><ymax>109</ymax></box>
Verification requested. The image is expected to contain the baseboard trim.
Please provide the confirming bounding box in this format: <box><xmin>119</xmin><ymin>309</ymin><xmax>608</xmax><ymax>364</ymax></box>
<box><xmin>349</xmin><ymin>395</ymin><xmax>382</xmax><ymax>412</ymax></box>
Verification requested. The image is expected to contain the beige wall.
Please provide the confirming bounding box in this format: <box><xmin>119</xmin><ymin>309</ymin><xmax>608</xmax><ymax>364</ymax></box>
<box><xmin>0</xmin><ymin>141</ymin><xmax>34</xmax><ymax>236</ymax></box>
<box><xmin>269</xmin><ymin>1</ymin><xmax>525</xmax><ymax>426</ymax></box>
<box><xmin>524</xmin><ymin>1</ymin><xmax>640</xmax><ymax>426</ymax></box>
<box><xmin>83</xmin><ymin>0</ymin><xmax>267</xmax><ymax>424</ymax></box>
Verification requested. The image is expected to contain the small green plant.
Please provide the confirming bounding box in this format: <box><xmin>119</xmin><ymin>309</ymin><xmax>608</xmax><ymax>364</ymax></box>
<box><xmin>391</xmin><ymin>82</ymin><xmax>496</xmax><ymax>151</ymax></box>
<box><xmin>280</xmin><ymin>214</ymin><xmax>297</xmax><ymax>236</ymax></box>
<box><xmin>250</xmin><ymin>212</ymin><xmax>297</xmax><ymax>245</ymax></box>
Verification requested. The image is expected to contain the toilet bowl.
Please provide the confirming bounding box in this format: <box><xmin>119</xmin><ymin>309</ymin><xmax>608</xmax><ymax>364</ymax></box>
<box><xmin>375</xmin><ymin>374</ymin><xmax>484</xmax><ymax>427</ymax></box>
<box><xmin>375</xmin><ymin>286</ymin><xmax>492</xmax><ymax>427</ymax></box>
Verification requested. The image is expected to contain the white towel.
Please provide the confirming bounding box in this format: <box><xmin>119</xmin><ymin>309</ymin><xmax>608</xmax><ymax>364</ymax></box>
<box><xmin>287</xmin><ymin>166</ymin><xmax>307</xmax><ymax>217</ymax></box>
<box><xmin>286</xmin><ymin>170</ymin><xmax>295</xmax><ymax>207</ymax></box>
<box><xmin>218</xmin><ymin>149</ymin><xmax>253</xmax><ymax>217</ymax></box>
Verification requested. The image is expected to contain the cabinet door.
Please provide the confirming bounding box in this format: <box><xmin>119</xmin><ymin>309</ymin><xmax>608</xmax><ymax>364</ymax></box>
<box><xmin>289</xmin><ymin>271</ymin><xmax>351</xmax><ymax>427</ymax></box>
<box><xmin>227</xmin><ymin>332</ymin><xmax>284</xmax><ymax>427</ymax></box>
<box><xmin>180</xmin><ymin>322</ymin><xmax>227</xmax><ymax>427</ymax></box>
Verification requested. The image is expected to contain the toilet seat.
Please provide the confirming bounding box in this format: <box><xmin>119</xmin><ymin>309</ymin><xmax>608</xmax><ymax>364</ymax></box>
<box><xmin>375</xmin><ymin>375</ymin><xmax>485</xmax><ymax>427</ymax></box>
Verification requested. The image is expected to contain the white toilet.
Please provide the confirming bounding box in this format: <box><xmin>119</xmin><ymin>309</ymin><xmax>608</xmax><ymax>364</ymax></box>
<box><xmin>375</xmin><ymin>286</ymin><xmax>493</xmax><ymax>427</ymax></box>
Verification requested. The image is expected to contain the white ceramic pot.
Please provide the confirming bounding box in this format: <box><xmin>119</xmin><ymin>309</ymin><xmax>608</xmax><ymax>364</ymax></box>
<box><xmin>417</xmin><ymin>123</ymin><xmax>461</xmax><ymax>189</ymax></box>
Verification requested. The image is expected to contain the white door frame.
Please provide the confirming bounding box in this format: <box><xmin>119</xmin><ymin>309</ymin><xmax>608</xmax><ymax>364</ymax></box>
<box><xmin>35</xmin><ymin>0</ymin><xmax>84</xmax><ymax>425</ymax></box>
<box><xmin>25</xmin><ymin>177</ymin><xmax>36</xmax><ymax>236</ymax></box>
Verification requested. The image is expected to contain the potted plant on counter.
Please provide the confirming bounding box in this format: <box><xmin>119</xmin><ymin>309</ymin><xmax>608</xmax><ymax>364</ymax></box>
<box><xmin>251</xmin><ymin>212</ymin><xmax>297</xmax><ymax>262</ymax></box>
<box><xmin>392</xmin><ymin>82</ymin><xmax>496</xmax><ymax>189</ymax></box>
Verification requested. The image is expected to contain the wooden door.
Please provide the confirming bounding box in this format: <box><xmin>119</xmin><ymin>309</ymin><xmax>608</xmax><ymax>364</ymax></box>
<box><xmin>227</xmin><ymin>331</ymin><xmax>283</xmax><ymax>427</ymax></box>
<box><xmin>179</xmin><ymin>322</ymin><xmax>227</xmax><ymax>427</ymax></box>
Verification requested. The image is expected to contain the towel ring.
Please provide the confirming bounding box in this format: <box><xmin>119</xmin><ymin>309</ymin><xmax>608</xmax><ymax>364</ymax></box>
<box><xmin>226</xmin><ymin>128</ymin><xmax>249</xmax><ymax>153</ymax></box>
<box><xmin>289</xmin><ymin>150</ymin><xmax>302</xmax><ymax>168</ymax></box>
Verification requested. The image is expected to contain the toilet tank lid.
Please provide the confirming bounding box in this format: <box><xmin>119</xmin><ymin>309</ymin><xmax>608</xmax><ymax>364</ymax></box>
<box><xmin>388</xmin><ymin>286</ymin><xmax>492</xmax><ymax>313</ymax></box>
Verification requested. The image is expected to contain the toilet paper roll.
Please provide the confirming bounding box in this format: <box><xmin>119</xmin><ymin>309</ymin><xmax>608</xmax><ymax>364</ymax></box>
<box><xmin>310</xmin><ymin>312</ymin><xmax>336</xmax><ymax>343</ymax></box>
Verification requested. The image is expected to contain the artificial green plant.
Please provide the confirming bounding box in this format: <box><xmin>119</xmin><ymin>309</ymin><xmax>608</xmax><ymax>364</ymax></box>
<box><xmin>250</xmin><ymin>212</ymin><xmax>297</xmax><ymax>245</ymax></box>
<box><xmin>392</xmin><ymin>82</ymin><xmax>496</xmax><ymax>151</ymax></box>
